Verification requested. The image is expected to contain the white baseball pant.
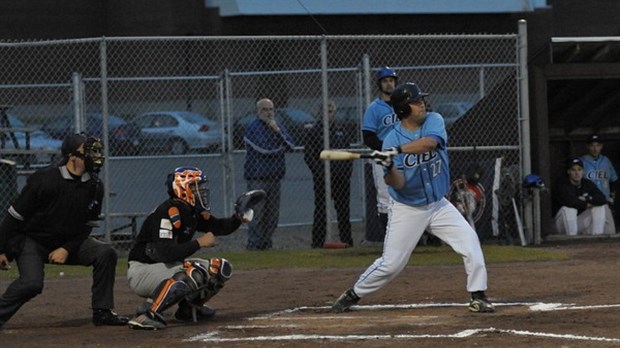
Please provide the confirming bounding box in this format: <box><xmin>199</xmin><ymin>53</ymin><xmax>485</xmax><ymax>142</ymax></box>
<box><xmin>554</xmin><ymin>205</ymin><xmax>614</xmax><ymax>236</ymax></box>
<box><xmin>353</xmin><ymin>197</ymin><xmax>489</xmax><ymax>297</ymax></box>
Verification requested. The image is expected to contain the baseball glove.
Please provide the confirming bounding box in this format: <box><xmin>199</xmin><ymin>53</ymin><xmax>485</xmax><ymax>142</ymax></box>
<box><xmin>234</xmin><ymin>189</ymin><xmax>266</xmax><ymax>223</ymax></box>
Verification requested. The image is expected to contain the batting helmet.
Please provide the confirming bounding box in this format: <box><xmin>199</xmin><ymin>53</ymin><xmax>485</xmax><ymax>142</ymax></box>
<box><xmin>390</xmin><ymin>82</ymin><xmax>430</xmax><ymax>119</ymax></box>
<box><xmin>166</xmin><ymin>166</ymin><xmax>210</xmax><ymax>211</ymax></box>
<box><xmin>523</xmin><ymin>174</ymin><xmax>545</xmax><ymax>188</ymax></box>
<box><xmin>376</xmin><ymin>67</ymin><xmax>398</xmax><ymax>87</ymax></box>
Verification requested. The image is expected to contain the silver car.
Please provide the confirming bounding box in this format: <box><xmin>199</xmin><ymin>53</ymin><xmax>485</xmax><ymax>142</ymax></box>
<box><xmin>134</xmin><ymin>111</ymin><xmax>224</xmax><ymax>154</ymax></box>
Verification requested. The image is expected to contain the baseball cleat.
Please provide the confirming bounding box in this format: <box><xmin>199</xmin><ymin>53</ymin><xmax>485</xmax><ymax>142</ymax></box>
<box><xmin>92</xmin><ymin>309</ymin><xmax>129</xmax><ymax>326</ymax></box>
<box><xmin>128</xmin><ymin>313</ymin><xmax>167</xmax><ymax>330</ymax></box>
<box><xmin>468</xmin><ymin>296</ymin><xmax>495</xmax><ymax>313</ymax></box>
<box><xmin>331</xmin><ymin>288</ymin><xmax>360</xmax><ymax>313</ymax></box>
<box><xmin>174</xmin><ymin>304</ymin><xmax>217</xmax><ymax>322</ymax></box>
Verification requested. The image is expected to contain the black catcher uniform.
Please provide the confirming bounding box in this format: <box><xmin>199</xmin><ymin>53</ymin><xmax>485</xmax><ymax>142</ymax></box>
<box><xmin>127</xmin><ymin>166</ymin><xmax>247</xmax><ymax>330</ymax></box>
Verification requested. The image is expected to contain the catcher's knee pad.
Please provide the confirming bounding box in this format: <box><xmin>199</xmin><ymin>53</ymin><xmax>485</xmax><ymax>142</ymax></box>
<box><xmin>184</xmin><ymin>258</ymin><xmax>233</xmax><ymax>304</ymax></box>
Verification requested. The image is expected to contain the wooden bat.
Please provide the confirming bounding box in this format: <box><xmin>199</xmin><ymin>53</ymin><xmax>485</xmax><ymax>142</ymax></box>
<box><xmin>320</xmin><ymin>150</ymin><xmax>384</xmax><ymax>161</ymax></box>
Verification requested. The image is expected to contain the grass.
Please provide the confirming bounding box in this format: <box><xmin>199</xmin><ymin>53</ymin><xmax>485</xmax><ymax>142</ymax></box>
<box><xmin>0</xmin><ymin>245</ymin><xmax>568</xmax><ymax>280</ymax></box>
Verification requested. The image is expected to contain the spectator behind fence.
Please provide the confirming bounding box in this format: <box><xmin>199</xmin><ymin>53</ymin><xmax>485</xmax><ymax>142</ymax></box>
<box><xmin>243</xmin><ymin>98</ymin><xmax>295</xmax><ymax>250</ymax></box>
<box><xmin>579</xmin><ymin>134</ymin><xmax>618</xmax><ymax>233</ymax></box>
<box><xmin>0</xmin><ymin>133</ymin><xmax>128</xmax><ymax>328</ymax></box>
<box><xmin>553</xmin><ymin>157</ymin><xmax>613</xmax><ymax>235</ymax></box>
<box><xmin>303</xmin><ymin>100</ymin><xmax>354</xmax><ymax>248</ymax></box>
<box><xmin>361</xmin><ymin>66</ymin><xmax>399</xmax><ymax>241</ymax></box>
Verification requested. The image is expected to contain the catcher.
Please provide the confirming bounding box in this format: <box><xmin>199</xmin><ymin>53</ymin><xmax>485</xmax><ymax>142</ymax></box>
<box><xmin>126</xmin><ymin>166</ymin><xmax>264</xmax><ymax>330</ymax></box>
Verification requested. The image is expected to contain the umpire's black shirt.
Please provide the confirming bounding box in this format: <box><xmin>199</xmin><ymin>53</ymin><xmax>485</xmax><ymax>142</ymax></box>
<box><xmin>0</xmin><ymin>165</ymin><xmax>103</xmax><ymax>255</ymax></box>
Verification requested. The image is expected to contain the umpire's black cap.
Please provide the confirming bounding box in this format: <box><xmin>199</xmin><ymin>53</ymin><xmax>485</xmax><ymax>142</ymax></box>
<box><xmin>61</xmin><ymin>133</ymin><xmax>87</xmax><ymax>156</ymax></box>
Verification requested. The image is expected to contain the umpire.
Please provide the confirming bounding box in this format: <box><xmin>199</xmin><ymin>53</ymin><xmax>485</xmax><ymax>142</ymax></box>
<box><xmin>0</xmin><ymin>133</ymin><xmax>128</xmax><ymax>328</ymax></box>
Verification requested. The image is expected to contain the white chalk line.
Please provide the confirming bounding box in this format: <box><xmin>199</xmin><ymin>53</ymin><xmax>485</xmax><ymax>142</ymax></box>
<box><xmin>185</xmin><ymin>328</ymin><xmax>620</xmax><ymax>343</ymax></box>
<box><xmin>185</xmin><ymin>302</ymin><xmax>620</xmax><ymax>343</ymax></box>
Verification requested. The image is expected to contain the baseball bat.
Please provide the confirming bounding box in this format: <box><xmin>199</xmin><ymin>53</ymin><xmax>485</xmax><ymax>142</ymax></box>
<box><xmin>320</xmin><ymin>150</ymin><xmax>380</xmax><ymax>161</ymax></box>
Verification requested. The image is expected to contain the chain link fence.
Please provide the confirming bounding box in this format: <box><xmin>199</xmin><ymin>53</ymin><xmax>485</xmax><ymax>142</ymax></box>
<box><xmin>0</xmin><ymin>34</ymin><xmax>525</xmax><ymax>250</ymax></box>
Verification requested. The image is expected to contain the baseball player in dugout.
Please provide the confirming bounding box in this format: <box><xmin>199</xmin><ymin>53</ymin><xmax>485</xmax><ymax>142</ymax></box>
<box><xmin>332</xmin><ymin>82</ymin><xmax>495</xmax><ymax>314</ymax></box>
<box><xmin>0</xmin><ymin>133</ymin><xmax>129</xmax><ymax>328</ymax></box>
<box><xmin>243</xmin><ymin>98</ymin><xmax>295</xmax><ymax>250</ymax></box>
<box><xmin>552</xmin><ymin>157</ymin><xmax>612</xmax><ymax>236</ymax></box>
<box><xmin>579</xmin><ymin>134</ymin><xmax>618</xmax><ymax>232</ymax></box>
<box><xmin>126</xmin><ymin>166</ymin><xmax>264</xmax><ymax>330</ymax></box>
<box><xmin>362</xmin><ymin>67</ymin><xmax>399</xmax><ymax>241</ymax></box>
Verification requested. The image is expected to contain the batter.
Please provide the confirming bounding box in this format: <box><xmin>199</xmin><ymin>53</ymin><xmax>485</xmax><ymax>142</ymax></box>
<box><xmin>332</xmin><ymin>82</ymin><xmax>495</xmax><ymax>313</ymax></box>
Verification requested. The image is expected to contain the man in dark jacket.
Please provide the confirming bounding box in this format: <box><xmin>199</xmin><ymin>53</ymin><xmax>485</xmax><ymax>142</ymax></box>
<box><xmin>243</xmin><ymin>98</ymin><xmax>295</xmax><ymax>250</ymax></box>
<box><xmin>553</xmin><ymin>157</ymin><xmax>609</xmax><ymax>235</ymax></box>
<box><xmin>0</xmin><ymin>133</ymin><xmax>128</xmax><ymax>328</ymax></box>
<box><xmin>303</xmin><ymin>100</ymin><xmax>354</xmax><ymax>248</ymax></box>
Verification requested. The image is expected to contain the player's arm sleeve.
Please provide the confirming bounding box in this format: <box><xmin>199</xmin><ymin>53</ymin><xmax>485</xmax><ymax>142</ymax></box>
<box><xmin>197</xmin><ymin>214</ymin><xmax>242</xmax><ymax>236</ymax></box>
<box><xmin>0</xmin><ymin>214</ymin><xmax>24</xmax><ymax>255</ymax></box>
<box><xmin>586</xmin><ymin>181</ymin><xmax>608</xmax><ymax>206</ymax></box>
<box><xmin>363</xmin><ymin>130</ymin><xmax>383</xmax><ymax>151</ymax></box>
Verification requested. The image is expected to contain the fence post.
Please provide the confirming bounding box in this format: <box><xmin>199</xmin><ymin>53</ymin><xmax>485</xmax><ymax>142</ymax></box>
<box><xmin>99</xmin><ymin>37</ymin><xmax>112</xmax><ymax>244</ymax></box>
<box><xmin>518</xmin><ymin>19</ymin><xmax>533</xmax><ymax>245</ymax></box>
<box><xmin>72</xmin><ymin>72</ymin><xmax>85</xmax><ymax>133</ymax></box>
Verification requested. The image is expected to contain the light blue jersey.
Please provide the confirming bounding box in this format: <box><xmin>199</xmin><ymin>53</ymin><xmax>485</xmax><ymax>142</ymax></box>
<box><xmin>362</xmin><ymin>98</ymin><xmax>398</xmax><ymax>141</ymax></box>
<box><xmin>382</xmin><ymin>112</ymin><xmax>449</xmax><ymax>206</ymax></box>
<box><xmin>580</xmin><ymin>154</ymin><xmax>618</xmax><ymax>201</ymax></box>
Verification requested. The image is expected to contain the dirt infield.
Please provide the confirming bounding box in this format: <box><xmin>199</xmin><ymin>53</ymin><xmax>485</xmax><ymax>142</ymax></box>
<box><xmin>1</xmin><ymin>241</ymin><xmax>619</xmax><ymax>347</ymax></box>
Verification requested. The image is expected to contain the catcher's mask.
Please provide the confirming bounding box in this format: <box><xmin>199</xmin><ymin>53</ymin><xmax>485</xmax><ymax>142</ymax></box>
<box><xmin>391</xmin><ymin>82</ymin><xmax>430</xmax><ymax>120</ymax></box>
<box><xmin>62</xmin><ymin>133</ymin><xmax>104</xmax><ymax>173</ymax></box>
<box><xmin>166</xmin><ymin>166</ymin><xmax>210</xmax><ymax>211</ymax></box>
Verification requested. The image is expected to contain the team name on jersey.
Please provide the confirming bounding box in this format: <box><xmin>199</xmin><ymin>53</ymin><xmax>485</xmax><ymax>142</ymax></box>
<box><xmin>586</xmin><ymin>171</ymin><xmax>609</xmax><ymax>180</ymax></box>
<box><xmin>403</xmin><ymin>151</ymin><xmax>437</xmax><ymax>167</ymax></box>
<box><xmin>381</xmin><ymin>113</ymin><xmax>398</xmax><ymax>126</ymax></box>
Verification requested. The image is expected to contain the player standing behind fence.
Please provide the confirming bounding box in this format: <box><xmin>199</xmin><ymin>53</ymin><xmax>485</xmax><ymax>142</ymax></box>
<box><xmin>332</xmin><ymin>82</ymin><xmax>495</xmax><ymax>314</ymax></box>
<box><xmin>243</xmin><ymin>98</ymin><xmax>295</xmax><ymax>250</ymax></box>
<box><xmin>362</xmin><ymin>67</ymin><xmax>399</xmax><ymax>241</ymax></box>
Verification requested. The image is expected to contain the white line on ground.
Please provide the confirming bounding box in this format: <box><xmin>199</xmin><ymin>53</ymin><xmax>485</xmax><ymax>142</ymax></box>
<box><xmin>185</xmin><ymin>302</ymin><xmax>620</xmax><ymax>343</ymax></box>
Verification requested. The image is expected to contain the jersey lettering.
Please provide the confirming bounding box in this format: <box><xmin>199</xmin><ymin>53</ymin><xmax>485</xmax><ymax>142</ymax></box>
<box><xmin>381</xmin><ymin>113</ymin><xmax>398</xmax><ymax>127</ymax></box>
<box><xmin>403</xmin><ymin>151</ymin><xmax>438</xmax><ymax>168</ymax></box>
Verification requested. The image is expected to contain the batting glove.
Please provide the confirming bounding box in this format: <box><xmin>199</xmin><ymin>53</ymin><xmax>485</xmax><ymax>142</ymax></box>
<box><xmin>371</xmin><ymin>150</ymin><xmax>394</xmax><ymax>169</ymax></box>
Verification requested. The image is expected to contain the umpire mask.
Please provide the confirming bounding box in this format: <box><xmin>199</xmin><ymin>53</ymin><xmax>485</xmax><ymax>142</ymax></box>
<box><xmin>83</xmin><ymin>136</ymin><xmax>104</xmax><ymax>173</ymax></box>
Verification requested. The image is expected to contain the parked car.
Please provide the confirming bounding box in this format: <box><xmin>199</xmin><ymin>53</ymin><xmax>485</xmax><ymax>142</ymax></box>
<box><xmin>1</xmin><ymin>114</ymin><xmax>62</xmax><ymax>165</ymax></box>
<box><xmin>42</xmin><ymin>113</ymin><xmax>144</xmax><ymax>156</ymax></box>
<box><xmin>133</xmin><ymin>111</ymin><xmax>224</xmax><ymax>154</ymax></box>
<box><xmin>233</xmin><ymin>107</ymin><xmax>316</xmax><ymax>149</ymax></box>
<box><xmin>431</xmin><ymin>102</ymin><xmax>475</xmax><ymax>128</ymax></box>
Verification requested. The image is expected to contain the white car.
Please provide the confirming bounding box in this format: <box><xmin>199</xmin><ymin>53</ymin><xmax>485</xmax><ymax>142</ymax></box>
<box><xmin>133</xmin><ymin>111</ymin><xmax>224</xmax><ymax>154</ymax></box>
<box><xmin>1</xmin><ymin>114</ymin><xmax>62</xmax><ymax>165</ymax></box>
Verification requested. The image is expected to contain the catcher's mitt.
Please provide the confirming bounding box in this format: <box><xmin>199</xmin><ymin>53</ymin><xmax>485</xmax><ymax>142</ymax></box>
<box><xmin>234</xmin><ymin>189</ymin><xmax>266</xmax><ymax>223</ymax></box>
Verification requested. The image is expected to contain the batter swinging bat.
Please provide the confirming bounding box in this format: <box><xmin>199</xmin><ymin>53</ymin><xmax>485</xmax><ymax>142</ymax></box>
<box><xmin>320</xmin><ymin>150</ymin><xmax>384</xmax><ymax>161</ymax></box>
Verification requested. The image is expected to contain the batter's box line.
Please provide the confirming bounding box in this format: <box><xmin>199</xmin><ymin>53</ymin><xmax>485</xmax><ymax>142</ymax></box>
<box><xmin>248</xmin><ymin>302</ymin><xmax>620</xmax><ymax>319</ymax></box>
<box><xmin>185</xmin><ymin>327</ymin><xmax>620</xmax><ymax>343</ymax></box>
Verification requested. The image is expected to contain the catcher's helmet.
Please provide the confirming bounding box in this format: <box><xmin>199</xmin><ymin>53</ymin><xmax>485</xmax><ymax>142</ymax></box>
<box><xmin>166</xmin><ymin>166</ymin><xmax>210</xmax><ymax>211</ymax></box>
<box><xmin>390</xmin><ymin>82</ymin><xmax>430</xmax><ymax>119</ymax></box>
<box><xmin>376</xmin><ymin>67</ymin><xmax>398</xmax><ymax>86</ymax></box>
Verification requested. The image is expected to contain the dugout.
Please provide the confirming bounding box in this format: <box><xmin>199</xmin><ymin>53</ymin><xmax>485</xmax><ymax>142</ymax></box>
<box><xmin>530</xmin><ymin>37</ymin><xmax>620</xmax><ymax>237</ymax></box>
